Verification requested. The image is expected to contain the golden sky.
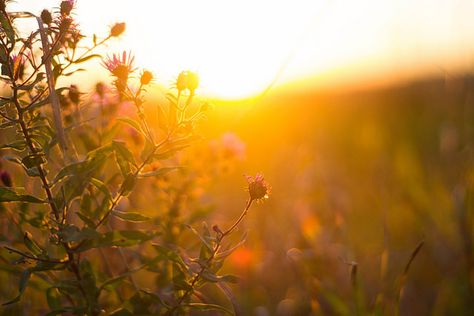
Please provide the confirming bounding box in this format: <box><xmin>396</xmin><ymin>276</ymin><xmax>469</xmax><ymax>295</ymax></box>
<box><xmin>11</xmin><ymin>0</ymin><xmax>474</xmax><ymax>99</ymax></box>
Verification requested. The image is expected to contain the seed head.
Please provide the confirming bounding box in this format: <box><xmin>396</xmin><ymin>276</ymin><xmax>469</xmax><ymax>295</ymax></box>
<box><xmin>246</xmin><ymin>173</ymin><xmax>270</xmax><ymax>202</ymax></box>
<box><xmin>110</xmin><ymin>22</ymin><xmax>126</xmax><ymax>37</ymax></box>
<box><xmin>60</xmin><ymin>0</ymin><xmax>75</xmax><ymax>16</ymax></box>
<box><xmin>41</xmin><ymin>9</ymin><xmax>53</xmax><ymax>25</ymax></box>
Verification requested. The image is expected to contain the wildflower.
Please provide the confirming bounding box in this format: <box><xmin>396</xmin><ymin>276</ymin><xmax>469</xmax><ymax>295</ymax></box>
<box><xmin>175</xmin><ymin>70</ymin><xmax>199</xmax><ymax>94</ymax></box>
<box><xmin>40</xmin><ymin>9</ymin><xmax>53</xmax><ymax>25</ymax></box>
<box><xmin>246</xmin><ymin>173</ymin><xmax>270</xmax><ymax>201</ymax></box>
<box><xmin>60</xmin><ymin>0</ymin><xmax>75</xmax><ymax>16</ymax></box>
<box><xmin>103</xmin><ymin>51</ymin><xmax>135</xmax><ymax>83</ymax></box>
<box><xmin>0</xmin><ymin>171</ymin><xmax>12</xmax><ymax>187</ymax></box>
<box><xmin>56</xmin><ymin>15</ymin><xmax>74</xmax><ymax>32</ymax></box>
<box><xmin>140</xmin><ymin>70</ymin><xmax>153</xmax><ymax>85</ymax></box>
<box><xmin>110</xmin><ymin>22</ymin><xmax>126</xmax><ymax>37</ymax></box>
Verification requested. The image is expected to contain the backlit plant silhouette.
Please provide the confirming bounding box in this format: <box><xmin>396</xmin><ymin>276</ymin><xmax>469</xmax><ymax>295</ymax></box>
<box><xmin>0</xmin><ymin>1</ymin><xmax>268</xmax><ymax>315</ymax></box>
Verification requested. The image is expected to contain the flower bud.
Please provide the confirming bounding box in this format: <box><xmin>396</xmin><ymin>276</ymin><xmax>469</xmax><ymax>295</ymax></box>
<box><xmin>140</xmin><ymin>70</ymin><xmax>153</xmax><ymax>85</ymax></box>
<box><xmin>176</xmin><ymin>71</ymin><xmax>187</xmax><ymax>92</ymax></box>
<box><xmin>110</xmin><ymin>22</ymin><xmax>126</xmax><ymax>37</ymax></box>
<box><xmin>60</xmin><ymin>0</ymin><xmax>74</xmax><ymax>16</ymax></box>
<box><xmin>187</xmin><ymin>71</ymin><xmax>199</xmax><ymax>93</ymax></box>
<box><xmin>41</xmin><ymin>9</ymin><xmax>53</xmax><ymax>24</ymax></box>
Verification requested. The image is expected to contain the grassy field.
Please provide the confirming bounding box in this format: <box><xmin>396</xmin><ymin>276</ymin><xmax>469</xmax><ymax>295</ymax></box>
<box><xmin>192</xmin><ymin>74</ymin><xmax>474</xmax><ymax>315</ymax></box>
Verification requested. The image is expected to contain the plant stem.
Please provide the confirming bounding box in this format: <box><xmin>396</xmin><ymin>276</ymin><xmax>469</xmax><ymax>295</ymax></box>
<box><xmin>170</xmin><ymin>198</ymin><xmax>254</xmax><ymax>314</ymax></box>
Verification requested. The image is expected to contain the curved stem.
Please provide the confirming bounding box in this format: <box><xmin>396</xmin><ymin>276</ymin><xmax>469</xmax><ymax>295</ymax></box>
<box><xmin>170</xmin><ymin>198</ymin><xmax>254</xmax><ymax>314</ymax></box>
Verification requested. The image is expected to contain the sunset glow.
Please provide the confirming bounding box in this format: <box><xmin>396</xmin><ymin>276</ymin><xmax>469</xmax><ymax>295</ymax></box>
<box><xmin>12</xmin><ymin>0</ymin><xmax>474</xmax><ymax>98</ymax></box>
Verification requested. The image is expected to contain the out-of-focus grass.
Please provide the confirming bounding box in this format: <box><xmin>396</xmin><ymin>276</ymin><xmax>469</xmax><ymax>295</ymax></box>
<box><xmin>193</xmin><ymin>74</ymin><xmax>474</xmax><ymax>315</ymax></box>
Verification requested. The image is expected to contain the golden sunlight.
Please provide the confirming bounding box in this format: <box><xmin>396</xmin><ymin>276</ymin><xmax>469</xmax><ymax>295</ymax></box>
<box><xmin>12</xmin><ymin>0</ymin><xmax>474</xmax><ymax>98</ymax></box>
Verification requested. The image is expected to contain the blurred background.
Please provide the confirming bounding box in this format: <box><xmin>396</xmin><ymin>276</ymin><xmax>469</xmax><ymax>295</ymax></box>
<box><xmin>5</xmin><ymin>0</ymin><xmax>474</xmax><ymax>314</ymax></box>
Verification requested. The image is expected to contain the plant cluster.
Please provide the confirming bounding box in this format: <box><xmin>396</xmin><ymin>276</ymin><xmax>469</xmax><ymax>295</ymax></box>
<box><xmin>0</xmin><ymin>1</ymin><xmax>268</xmax><ymax>315</ymax></box>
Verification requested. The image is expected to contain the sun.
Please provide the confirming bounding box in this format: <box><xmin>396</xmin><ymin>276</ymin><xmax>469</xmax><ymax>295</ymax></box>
<box><xmin>72</xmin><ymin>0</ymin><xmax>322</xmax><ymax>99</ymax></box>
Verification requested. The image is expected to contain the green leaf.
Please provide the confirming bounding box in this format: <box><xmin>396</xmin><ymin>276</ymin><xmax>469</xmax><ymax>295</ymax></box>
<box><xmin>21</xmin><ymin>154</ymin><xmax>45</xmax><ymax>169</ymax></box>
<box><xmin>184</xmin><ymin>303</ymin><xmax>234</xmax><ymax>315</ymax></box>
<box><xmin>0</xmin><ymin>120</ymin><xmax>16</xmax><ymax>129</ymax></box>
<box><xmin>46</xmin><ymin>287</ymin><xmax>61</xmax><ymax>310</ymax></box>
<box><xmin>117</xmin><ymin>117</ymin><xmax>144</xmax><ymax>135</ymax></box>
<box><xmin>0</xmin><ymin>140</ymin><xmax>27</xmax><ymax>151</ymax></box>
<box><xmin>186</xmin><ymin>224</ymin><xmax>213</xmax><ymax>252</ymax></box>
<box><xmin>2</xmin><ymin>269</ymin><xmax>31</xmax><ymax>306</ymax></box>
<box><xmin>138</xmin><ymin>167</ymin><xmax>180</xmax><ymax>178</ymax></box>
<box><xmin>76</xmin><ymin>212</ymin><xmax>95</xmax><ymax>227</ymax></box>
<box><xmin>120</xmin><ymin>174</ymin><xmax>136</xmax><ymax>196</ymax></box>
<box><xmin>113</xmin><ymin>211</ymin><xmax>151</xmax><ymax>223</ymax></box>
<box><xmin>24</xmin><ymin>231</ymin><xmax>46</xmax><ymax>256</ymax></box>
<box><xmin>17</xmin><ymin>72</ymin><xmax>45</xmax><ymax>91</ymax></box>
<box><xmin>74</xmin><ymin>230</ymin><xmax>156</xmax><ymax>252</ymax></box>
<box><xmin>200</xmin><ymin>270</ymin><xmax>239</xmax><ymax>284</ymax></box>
<box><xmin>0</xmin><ymin>188</ymin><xmax>45</xmax><ymax>203</ymax></box>
<box><xmin>113</xmin><ymin>141</ymin><xmax>134</xmax><ymax>176</ymax></box>
<box><xmin>73</xmin><ymin>54</ymin><xmax>101</xmax><ymax>64</ymax></box>
<box><xmin>59</xmin><ymin>225</ymin><xmax>99</xmax><ymax>243</ymax></box>
<box><xmin>98</xmin><ymin>275</ymin><xmax>127</xmax><ymax>293</ymax></box>
<box><xmin>113</xmin><ymin>140</ymin><xmax>136</xmax><ymax>166</ymax></box>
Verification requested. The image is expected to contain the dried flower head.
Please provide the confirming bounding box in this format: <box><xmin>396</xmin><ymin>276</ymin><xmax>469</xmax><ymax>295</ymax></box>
<box><xmin>246</xmin><ymin>173</ymin><xmax>270</xmax><ymax>201</ymax></box>
<box><xmin>140</xmin><ymin>70</ymin><xmax>153</xmax><ymax>85</ymax></box>
<box><xmin>60</xmin><ymin>0</ymin><xmax>75</xmax><ymax>16</ymax></box>
<box><xmin>110</xmin><ymin>22</ymin><xmax>126</xmax><ymax>37</ymax></box>
<box><xmin>41</xmin><ymin>9</ymin><xmax>53</xmax><ymax>25</ymax></box>
<box><xmin>56</xmin><ymin>15</ymin><xmax>74</xmax><ymax>32</ymax></box>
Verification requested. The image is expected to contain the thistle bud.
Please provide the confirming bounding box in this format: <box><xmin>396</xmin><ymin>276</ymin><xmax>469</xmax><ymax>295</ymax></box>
<box><xmin>60</xmin><ymin>0</ymin><xmax>74</xmax><ymax>16</ymax></box>
<box><xmin>176</xmin><ymin>71</ymin><xmax>187</xmax><ymax>92</ymax></box>
<box><xmin>246</xmin><ymin>174</ymin><xmax>270</xmax><ymax>202</ymax></box>
<box><xmin>140</xmin><ymin>70</ymin><xmax>153</xmax><ymax>85</ymax></box>
<box><xmin>187</xmin><ymin>71</ymin><xmax>199</xmax><ymax>93</ymax></box>
<box><xmin>41</xmin><ymin>9</ymin><xmax>53</xmax><ymax>25</ymax></box>
<box><xmin>110</xmin><ymin>22</ymin><xmax>126</xmax><ymax>37</ymax></box>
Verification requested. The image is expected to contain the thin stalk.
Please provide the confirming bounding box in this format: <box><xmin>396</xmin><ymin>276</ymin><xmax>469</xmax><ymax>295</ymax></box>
<box><xmin>170</xmin><ymin>198</ymin><xmax>254</xmax><ymax>314</ymax></box>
